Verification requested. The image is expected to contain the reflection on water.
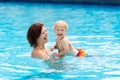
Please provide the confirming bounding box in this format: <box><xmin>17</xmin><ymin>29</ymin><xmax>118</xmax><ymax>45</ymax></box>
<box><xmin>0</xmin><ymin>52</ymin><xmax>120</xmax><ymax>80</ymax></box>
<box><xmin>46</xmin><ymin>59</ymin><xmax>67</xmax><ymax>70</ymax></box>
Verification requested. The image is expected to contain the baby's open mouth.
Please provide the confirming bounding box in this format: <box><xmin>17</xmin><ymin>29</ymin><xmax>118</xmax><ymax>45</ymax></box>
<box><xmin>57</xmin><ymin>34</ymin><xmax>62</xmax><ymax>36</ymax></box>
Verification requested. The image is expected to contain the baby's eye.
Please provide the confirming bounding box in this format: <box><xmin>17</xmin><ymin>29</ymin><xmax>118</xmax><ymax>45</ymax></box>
<box><xmin>57</xmin><ymin>29</ymin><xmax>59</xmax><ymax>31</ymax></box>
<box><xmin>61</xmin><ymin>29</ymin><xmax>64</xmax><ymax>31</ymax></box>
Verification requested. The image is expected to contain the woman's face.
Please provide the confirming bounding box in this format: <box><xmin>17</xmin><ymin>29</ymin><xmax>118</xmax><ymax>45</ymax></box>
<box><xmin>38</xmin><ymin>26</ymin><xmax>48</xmax><ymax>43</ymax></box>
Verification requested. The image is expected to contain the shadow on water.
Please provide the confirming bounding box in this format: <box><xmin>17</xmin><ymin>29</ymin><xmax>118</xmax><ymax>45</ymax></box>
<box><xmin>18</xmin><ymin>71</ymin><xmax>64</xmax><ymax>80</ymax></box>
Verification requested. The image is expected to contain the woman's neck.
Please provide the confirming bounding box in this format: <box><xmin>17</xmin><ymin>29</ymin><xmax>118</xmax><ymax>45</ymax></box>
<box><xmin>37</xmin><ymin>42</ymin><xmax>45</xmax><ymax>50</ymax></box>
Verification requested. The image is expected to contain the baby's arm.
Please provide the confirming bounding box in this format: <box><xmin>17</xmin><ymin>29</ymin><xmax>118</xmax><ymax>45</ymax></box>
<box><xmin>50</xmin><ymin>39</ymin><xmax>58</xmax><ymax>51</ymax></box>
<box><xmin>50</xmin><ymin>43</ymin><xmax>58</xmax><ymax>51</ymax></box>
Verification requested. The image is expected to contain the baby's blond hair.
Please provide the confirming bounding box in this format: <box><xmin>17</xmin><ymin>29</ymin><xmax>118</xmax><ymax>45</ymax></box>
<box><xmin>53</xmin><ymin>20</ymin><xmax>68</xmax><ymax>30</ymax></box>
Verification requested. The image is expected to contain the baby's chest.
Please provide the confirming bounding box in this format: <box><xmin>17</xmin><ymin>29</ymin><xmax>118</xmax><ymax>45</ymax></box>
<box><xmin>57</xmin><ymin>42</ymin><xmax>65</xmax><ymax>50</ymax></box>
<box><xmin>57</xmin><ymin>41</ymin><xmax>63</xmax><ymax>47</ymax></box>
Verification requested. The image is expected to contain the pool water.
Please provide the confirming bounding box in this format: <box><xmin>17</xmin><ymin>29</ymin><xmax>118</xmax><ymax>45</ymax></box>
<box><xmin>0</xmin><ymin>2</ymin><xmax>120</xmax><ymax>80</ymax></box>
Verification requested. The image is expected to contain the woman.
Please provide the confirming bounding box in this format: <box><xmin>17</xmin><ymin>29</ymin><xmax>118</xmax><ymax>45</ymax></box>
<box><xmin>27</xmin><ymin>22</ymin><xmax>54</xmax><ymax>60</ymax></box>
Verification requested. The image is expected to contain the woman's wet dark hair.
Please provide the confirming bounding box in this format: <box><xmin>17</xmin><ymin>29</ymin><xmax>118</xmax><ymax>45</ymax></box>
<box><xmin>27</xmin><ymin>23</ymin><xmax>43</xmax><ymax>47</ymax></box>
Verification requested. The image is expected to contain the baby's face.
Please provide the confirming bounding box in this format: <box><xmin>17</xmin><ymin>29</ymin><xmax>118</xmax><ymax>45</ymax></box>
<box><xmin>54</xmin><ymin>25</ymin><xmax>67</xmax><ymax>39</ymax></box>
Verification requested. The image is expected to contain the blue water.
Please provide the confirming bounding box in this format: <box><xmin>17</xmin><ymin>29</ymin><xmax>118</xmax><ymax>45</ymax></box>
<box><xmin>0</xmin><ymin>2</ymin><xmax>120</xmax><ymax>80</ymax></box>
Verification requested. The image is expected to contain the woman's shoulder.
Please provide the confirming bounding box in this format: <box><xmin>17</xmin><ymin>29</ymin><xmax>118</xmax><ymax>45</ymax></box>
<box><xmin>31</xmin><ymin>47</ymin><xmax>50</xmax><ymax>60</ymax></box>
<box><xmin>31</xmin><ymin>47</ymin><xmax>41</xmax><ymax>58</ymax></box>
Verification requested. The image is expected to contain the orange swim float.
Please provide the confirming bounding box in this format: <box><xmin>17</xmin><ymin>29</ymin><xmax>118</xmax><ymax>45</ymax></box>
<box><xmin>76</xmin><ymin>48</ymin><xmax>86</xmax><ymax>57</ymax></box>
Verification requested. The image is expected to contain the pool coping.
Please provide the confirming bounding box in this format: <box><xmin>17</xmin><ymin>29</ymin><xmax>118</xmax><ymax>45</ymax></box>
<box><xmin>0</xmin><ymin>0</ymin><xmax>120</xmax><ymax>5</ymax></box>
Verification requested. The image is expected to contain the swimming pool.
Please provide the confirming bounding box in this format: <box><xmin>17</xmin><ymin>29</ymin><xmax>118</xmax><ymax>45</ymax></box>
<box><xmin>0</xmin><ymin>2</ymin><xmax>120</xmax><ymax>80</ymax></box>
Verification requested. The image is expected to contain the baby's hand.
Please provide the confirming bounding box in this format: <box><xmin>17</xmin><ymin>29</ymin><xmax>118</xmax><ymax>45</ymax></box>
<box><xmin>50</xmin><ymin>47</ymin><xmax>54</xmax><ymax>51</ymax></box>
<box><xmin>52</xmin><ymin>52</ymin><xmax>58</xmax><ymax>56</ymax></box>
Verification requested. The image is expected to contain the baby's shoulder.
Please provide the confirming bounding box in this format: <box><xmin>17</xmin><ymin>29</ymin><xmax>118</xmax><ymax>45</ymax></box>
<box><xmin>63</xmin><ymin>37</ymin><xmax>70</xmax><ymax>41</ymax></box>
<box><xmin>61</xmin><ymin>37</ymin><xmax>70</xmax><ymax>44</ymax></box>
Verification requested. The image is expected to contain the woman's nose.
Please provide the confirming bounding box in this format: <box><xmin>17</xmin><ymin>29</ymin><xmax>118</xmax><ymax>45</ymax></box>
<box><xmin>45</xmin><ymin>31</ymin><xmax>48</xmax><ymax>35</ymax></box>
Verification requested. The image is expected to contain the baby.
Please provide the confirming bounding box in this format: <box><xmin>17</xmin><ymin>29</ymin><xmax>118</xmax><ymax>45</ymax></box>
<box><xmin>51</xmin><ymin>20</ymin><xmax>86</xmax><ymax>57</ymax></box>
